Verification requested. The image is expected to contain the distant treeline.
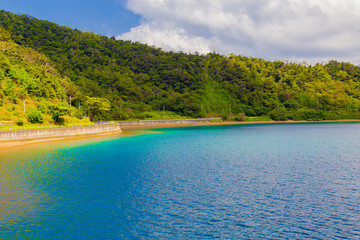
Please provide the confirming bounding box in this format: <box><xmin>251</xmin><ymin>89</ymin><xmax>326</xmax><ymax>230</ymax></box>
<box><xmin>1</xmin><ymin>10</ymin><xmax>360</xmax><ymax>121</ymax></box>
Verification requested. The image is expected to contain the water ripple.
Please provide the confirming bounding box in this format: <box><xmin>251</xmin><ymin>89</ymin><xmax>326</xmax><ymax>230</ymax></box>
<box><xmin>1</xmin><ymin>124</ymin><xmax>360</xmax><ymax>239</ymax></box>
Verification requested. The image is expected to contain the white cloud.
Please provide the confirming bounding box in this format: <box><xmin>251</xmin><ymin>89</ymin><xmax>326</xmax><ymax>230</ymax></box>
<box><xmin>120</xmin><ymin>21</ymin><xmax>212</xmax><ymax>53</ymax></box>
<box><xmin>117</xmin><ymin>0</ymin><xmax>360</xmax><ymax>64</ymax></box>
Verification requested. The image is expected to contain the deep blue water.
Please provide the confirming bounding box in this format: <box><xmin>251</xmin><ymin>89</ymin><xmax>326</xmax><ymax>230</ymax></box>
<box><xmin>1</xmin><ymin>123</ymin><xmax>360</xmax><ymax>239</ymax></box>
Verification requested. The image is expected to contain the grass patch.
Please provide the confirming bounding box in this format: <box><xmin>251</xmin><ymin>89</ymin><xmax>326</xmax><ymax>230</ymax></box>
<box><xmin>128</xmin><ymin>111</ymin><xmax>190</xmax><ymax>121</ymax></box>
<box><xmin>246</xmin><ymin>116</ymin><xmax>272</xmax><ymax>121</ymax></box>
<box><xmin>209</xmin><ymin>118</ymin><xmax>223</xmax><ymax>123</ymax></box>
<box><xmin>0</xmin><ymin>118</ymin><xmax>94</xmax><ymax>131</ymax></box>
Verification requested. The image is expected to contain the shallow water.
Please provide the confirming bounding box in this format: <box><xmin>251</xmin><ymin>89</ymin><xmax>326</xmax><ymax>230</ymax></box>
<box><xmin>1</xmin><ymin>123</ymin><xmax>360</xmax><ymax>239</ymax></box>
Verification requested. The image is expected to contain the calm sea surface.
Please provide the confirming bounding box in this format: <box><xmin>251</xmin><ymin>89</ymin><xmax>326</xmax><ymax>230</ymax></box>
<box><xmin>1</xmin><ymin>123</ymin><xmax>360</xmax><ymax>239</ymax></box>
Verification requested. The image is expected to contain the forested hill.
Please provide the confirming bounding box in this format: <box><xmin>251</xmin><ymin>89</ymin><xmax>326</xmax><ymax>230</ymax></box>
<box><xmin>1</xmin><ymin>10</ymin><xmax>360</xmax><ymax>121</ymax></box>
<box><xmin>0</xmin><ymin>26</ymin><xmax>85</xmax><ymax>125</ymax></box>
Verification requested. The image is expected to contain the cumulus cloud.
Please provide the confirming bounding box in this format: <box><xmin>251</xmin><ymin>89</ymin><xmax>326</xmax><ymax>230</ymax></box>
<box><xmin>117</xmin><ymin>0</ymin><xmax>360</xmax><ymax>64</ymax></box>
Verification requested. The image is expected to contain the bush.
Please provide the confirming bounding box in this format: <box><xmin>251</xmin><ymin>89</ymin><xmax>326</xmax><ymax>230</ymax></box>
<box><xmin>221</xmin><ymin>113</ymin><xmax>229</xmax><ymax>120</ymax></box>
<box><xmin>133</xmin><ymin>112</ymin><xmax>146</xmax><ymax>120</ymax></box>
<box><xmin>210</xmin><ymin>118</ymin><xmax>223</xmax><ymax>123</ymax></box>
<box><xmin>49</xmin><ymin>103</ymin><xmax>69</xmax><ymax>122</ymax></box>
<box><xmin>26</xmin><ymin>109</ymin><xmax>44</xmax><ymax>123</ymax></box>
<box><xmin>244</xmin><ymin>108</ymin><xmax>257</xmax><ymax>117</ymax></box>
<box><xmin>269</xmin><ymin>107</ymin><xmax>289</xmax><ymax>121</ymax></box>
<box><xmin>57</xmin><ymin>116</ymin><xmax>92</xmax><ymax>126</ymax></box>
<box><xmin>16</xmin><ymin>119</ymin><xmax>24</xmax><ymax>126</ymax></box>
<box><xmin>7</xmin><ymin>106</ymin><xmax>15</xmax><ymax>112</ymax></box>
<box><xmin>254</xmin><ymin>106</ymin><xmax>269</xmax><ymax>116</ymax></box>
<box><xmin>290</xmin><ymin>109</ymin><xmax>324</xmax><ymax>121</ymax></box>
<box><xmin>284</xmin><ymin>99</ymin><xmax>300</xmax><ymax>109</ymax></box>
<box><xmin>9</xmin><ymin>94</ymin><xmax>18</xmax><ymax>104</ymax></box>
<box><xmin>37</xmin><ymin>103</ymin><xmax>46</xmax><ymax>113</ymax></box>
<box><xmin>120</xmin><ymin>112</ymin><xmax>129</xmax><ymax>120</ymax></box>
<box><xmin>233</xmin><ymin>113</ymin><xmax>247</xmax><ymax>121</ymax></box>
<box><xmin>56</xmin><ymin>116</ymin><xmax>65</xmax><ymax>125</ymax></box>
<box><xmin>0</xmin><ymin>69</ymin><xmax>4</xmax><ymax>80</ymax></box>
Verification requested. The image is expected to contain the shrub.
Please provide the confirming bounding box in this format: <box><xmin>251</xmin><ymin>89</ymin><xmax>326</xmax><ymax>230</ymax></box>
<box><xmin>57</xmin><ymin>116</ymin><xmax>92</xmax><ymax>126</ymax></box>
<box><xmin>16</xmin><ymin>119</ymin><xmax>24</xmax><ymax>126</ymax></box>
<box><xmin>221</xmin><ymin>113</ymin><xmax>229</xmax><ymax>120</ymax></box>
<box><xmin>37</xmin><ymin>103</ymin><xmax>46</xmax><ymax>113</ymax></box>
<box><xmin>9</xmin><ymin>94</ymin><xmax>18</xmax><ymax>104</ymax></box>
<box><xmin>210</xmin><ymin>118</ymin><xmax>223</xmax><ymax>123</ymax></box>
<box><xmin>49</xmin><ymin>103</ymin><xmax>69</xmax><ymax>122</ymax></box>
<box><xmin>26</xmin><ymin>109</ymin><xmax>44</xmax><ymax>123</ymax></box>
<box><xmin>233</xmin><ymin>113</ymin><xmax>247</xmax><ymax>121</ymax></box>
<box><xmin>284</xmin><ymin>99</ymin><xmax>300</xmax><ymax>109</ymax></box>
<box><xmin>0</xmin><ymin>69</ymin><xmax>4</xmax><ymax>80</ymax></box>
<box><xmin>290</xmin><ymin>108</ymin><xmax>324</xmax><ymax>121</ymax></box>
<box><xmin>56</xmin><ymin>116</ymin><xmax>65</xmax><ymax>125</ymax></box>
<box><xmin>269</xmin><ymin>107</ymin><xmax>290</xmax><ymax>121</ymax></box>
<box><xmin>120</xmin><ymin>112</ymin><xmax>129</xmax><ymax>120</ymax></box>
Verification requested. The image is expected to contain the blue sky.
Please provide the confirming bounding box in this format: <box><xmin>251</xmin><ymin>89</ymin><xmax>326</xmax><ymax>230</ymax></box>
<box><xmin>1</xmin><ymin>0</ymin><xmax>360</xmax><ymax>64</ymax></box>
<box><xmin>0</xmin><ymin>0</ymin><xmax>140</xmax><ymax>36</ymax></box>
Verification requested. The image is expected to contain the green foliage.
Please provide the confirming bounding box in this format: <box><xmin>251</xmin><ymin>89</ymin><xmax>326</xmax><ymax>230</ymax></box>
<box><xmin>0</xmin><ymin>27</ymin><xmax>11</xmax><ymax>41</ymax></box>
<box><xmin>286</xmin><ymin>108</ymin><xmax>324</xmax><ymax>121</ymax></box>
<box><xmin>1</xmin><ymin>10</ymin><xmax>360</xmax><ymax>122</ymax></box>
<box><xmin>130</xmin><ymin>111</ymin><xmax>186</xmax><ymax>120</ymax></box>
<box><xmin>49</xmin><ymin>103</ymin><xmax>69</xmax><ymax>122</ymax></box>
<box><xmin>246</xmin><ymin>116</ymin><xmax>273</xmax><ymax>121</ymax></box>
<box><xmin>84</xmin><ymin>97</ymin><xmax>110</xmax><ymax>121</ymax></box>
<box><xmin>43</xmin><ymin>116</ymin><xmax>90</xmax><ymax>126</ymax></box>
<box><xmin>26</xmin><ymin>108</ymin><xmax>44</xmax><ymax>123</ymax></box>
<box><xmin>0</xmin><ymin>26</ymin><xmax>77</xmax><ymax>123</ymax></box>
<box><xmin>0</xmin><ymin>69</ymin><xmax>4</xmax><ymax>80</ymax></box>
<box><xmin>284</xmin><ymin>99</ymin><xmax>300</xmax><ymax>109</ymax></box>
<box><xmin>7</xmin><ymin>105</ymin><xmax>14</xmax><ymax>112</ymax></box>
<box><xmin>200</xmin><ymin>81</ymin><xmax>233</xmax><ymax>116</ymax></box>
<box><xmin>16</xmin><ymin>119</ymin><xmax>24</xmax><ymax>126</ymax></box>
<box><xmin>209</xmin><ymin>118</ymin><xmax>223</xmax><ymax>123</ymax></box>
<box><xmin>3</xmin><ymin>78</ymin><xmax>15</xmax><ymax>95</ymax></box>
<box><xmin>233</xmin><ymin>113</ymin><xmax>247</xmax><ymax>121</ymax></box>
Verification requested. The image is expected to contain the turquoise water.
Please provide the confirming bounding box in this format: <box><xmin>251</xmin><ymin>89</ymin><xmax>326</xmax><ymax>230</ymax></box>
<box><xmin>1</xmin><ymin>123</ymin><xmax>360</xmax><ymax>239</ymax></box>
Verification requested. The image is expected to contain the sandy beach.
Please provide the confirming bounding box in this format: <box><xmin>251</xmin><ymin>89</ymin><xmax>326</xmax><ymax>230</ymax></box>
<box><xmin>1</xmin><ymin>119</ymin><xmax>360</xmax><ymax>151</ymax></box>
<box><xmin>0</xmin><ymin>129</ymin><xmax>124</xmax><ymax>151</ymax></box>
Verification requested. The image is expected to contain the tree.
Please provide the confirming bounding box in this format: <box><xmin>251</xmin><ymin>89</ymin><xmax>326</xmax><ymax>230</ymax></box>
<box><xmin>84</xmin><ymin>97</ymin><xmax>111</xmax><ymax>121</ymax></box>
<box><xmin>49</xmin><ymin>103</ymin><xmax>69</xmax><ymax>123</ymax></box>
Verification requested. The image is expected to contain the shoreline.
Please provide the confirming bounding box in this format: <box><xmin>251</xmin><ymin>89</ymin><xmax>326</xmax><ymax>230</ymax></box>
<box><xmin>1</xmin><ymin>119</ymin><xmax>360</xmax><ymax>151</ymax></box>
<box><xmin>0</xmin><ymin>129</ymin><xmax>123</xmax><ymax>151</ymax></box>
<box><xmin>120</xmin><ymin>119</ymin><xmax>360</xmax><ymax>130</ymax></box>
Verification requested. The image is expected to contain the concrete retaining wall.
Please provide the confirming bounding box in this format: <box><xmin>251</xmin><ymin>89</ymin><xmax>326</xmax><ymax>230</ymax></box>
<box><xmin>118</xmin><ymin>118</ymin><xmax>222</xmax><ymax>126</ymax></box>
<box><xmin>0</xmin><ymin>124</ymin><xmax>122</xmax><ymax>140</ymax></box>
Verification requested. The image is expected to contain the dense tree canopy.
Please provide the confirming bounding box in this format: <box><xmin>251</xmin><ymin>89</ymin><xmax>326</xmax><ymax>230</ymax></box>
<box><xmin>1</xmin><ymin>10</ymin><xmax>360</xmax><ymax>121</ymax></box>
<box><xmin>0</xmin><ymin>27</ymin><xmax>80</xmax><ymax>123</ymax></box>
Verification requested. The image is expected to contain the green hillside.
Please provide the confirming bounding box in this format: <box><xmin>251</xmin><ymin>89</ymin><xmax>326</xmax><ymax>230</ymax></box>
<box><xmin>0</xmin><ymin>27</ymin><xmax>89</xmax><ymax>126</ymax></box>
<box><xmin>1</xmin><ymin>10</ymin><xmax>360</xmax><ymax>121</ymax></box>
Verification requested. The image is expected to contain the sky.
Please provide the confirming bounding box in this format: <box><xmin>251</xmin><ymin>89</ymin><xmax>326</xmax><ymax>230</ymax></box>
<box><xmin>1</xmin><ymin>0</ymin><xmax>360</xmax><ymax>65</ymax></box>
<box><xmin>0</xmin><ymin>0</ymin><xmax>141</xmax><ymax>36</ymax></box>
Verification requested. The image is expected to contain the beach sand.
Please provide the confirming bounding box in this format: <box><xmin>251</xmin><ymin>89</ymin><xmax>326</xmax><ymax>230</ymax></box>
<box><xmin>0</xmin><ymin>130</ymin><xmax>123</xmax><ymax>151</ymax></box>
<box><xmin>1</xmin><ymin>119</ymin><xmax>360</xmax><ymax>151</ymax></box>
